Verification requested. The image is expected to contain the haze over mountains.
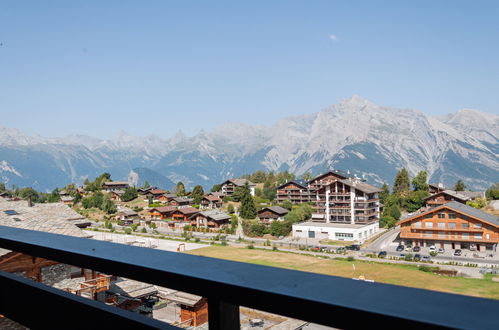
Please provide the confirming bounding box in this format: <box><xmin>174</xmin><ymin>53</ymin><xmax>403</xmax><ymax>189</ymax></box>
<box><xmin>1</xmin><ymin>96</ymin><xmax>497</xmax><ymax>191</ymax></box>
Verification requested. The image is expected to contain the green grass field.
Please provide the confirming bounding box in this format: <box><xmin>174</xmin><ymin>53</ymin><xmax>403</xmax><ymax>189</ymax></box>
<box><xmin>188</xmin><ymin>246</ymin><xmax>499</xmax><ymax>300</ymax></box>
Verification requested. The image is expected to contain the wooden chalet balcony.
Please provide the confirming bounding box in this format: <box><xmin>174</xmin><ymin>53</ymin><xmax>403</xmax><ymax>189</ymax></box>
<box><xmin>329</xmin><ymin>192</ymin><xmax>350</xmax><ymax>196</ymax></box>
<box><xmin>1</xmin><ymin>226</ymin><xmax>499</xmax><ymax>329</ymax></box>
<box><xmin>410</xmin><ymin>226</ymin><xmax>484</xmax><ymax>232</ymax></box>
<box><xmin>353</xmin><ymin>198</ymin><xmax>380</xmax><ymax>203</ymax></box>
<box><xmin>401</xmin><ymin>232</ymin><xmax>498</xmax><ymax>244</ymax></box>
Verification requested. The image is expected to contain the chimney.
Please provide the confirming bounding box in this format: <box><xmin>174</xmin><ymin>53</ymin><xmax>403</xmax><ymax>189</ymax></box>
<box><xmin>28</xmin><ymin>195</ymin><xmax>33</xmax><ymax>207</ymax></box>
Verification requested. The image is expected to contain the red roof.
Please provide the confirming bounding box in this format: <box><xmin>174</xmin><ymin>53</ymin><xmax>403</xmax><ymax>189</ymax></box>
<box><xmin>150</xmin><ymin>189</ymin><xmax>167</xmax><ymax>195</ymax></box>
<box><xmin>150</xmin><ymin>206</ymin><xmax>177</xmax><ymax>213</ymax></box>
<box><xmin>175</xmin><ymin>207</ymin><xmax>200</xmax><ymax>215</ymax></box>
<box><xmin>203</xmin><ymin>195</ymin><xmax>221</xmax><ymax>202</ymax></box>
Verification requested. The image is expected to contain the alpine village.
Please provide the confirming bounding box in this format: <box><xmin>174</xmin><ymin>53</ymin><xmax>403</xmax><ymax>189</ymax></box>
<box><xmin>0</xmin><ymin>167</ymin><xmax>498</xmax><ymax>328</ymax></box>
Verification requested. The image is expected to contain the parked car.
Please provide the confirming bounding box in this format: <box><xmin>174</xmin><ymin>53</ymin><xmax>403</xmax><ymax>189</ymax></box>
<box><xmin>413</xmin><ymin>246</ymin><xmax>421</xmax><ymax>252</ymax></box>
<box><xmin>422</xmin><ymin>255</ymin><xmax>431</xmax><ymax>262</ymax></box>
<box><xmin>378</xmin><ymin>251</ymin><xmax>387</xmax><ymax>258</ymax></box>
<box><xmin>428</xmin><ymin>246</ymin><xmax>436</xmax><ymax>252</ymax></box>
<box><xmin>335</xmin><ymin>247</ymin><xmax>346</xmax><ymax>253</ymax></box>
<box><xmin>414</xmin><ymin>254</ymin><xmax>422</xmax><ymax>261</ymax></box>
<box><xmin>346</xmin><ymin>244</ymin><xmax>361</xmax><ymax>251</ymax></box>
<box><xmin>396</xmin><ymin>245</ymin><xmax>404</xmax><ymax>252</ymax></box>
<box><xmin>399</xmin><ymin>253</ymin><xmax>406</xmax><ymax>259</ymax></box>
<box><xmin>405</xmin><ymin>245</ymin><xmax>413</xmax><ymax>252</ymax></box>
<box><xmin>438</xmin><ymin>248</ymin><xmax>445</xmax><ymax>254</ymax></box>
<box><xmin>454</xmin><ymin>249</ymin><xmax>462</xmax><ymax>256</ymax></box>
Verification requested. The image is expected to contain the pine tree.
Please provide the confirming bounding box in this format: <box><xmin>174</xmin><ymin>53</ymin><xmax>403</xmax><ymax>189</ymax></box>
<box><xmin>143</xmin><ymin>181</ymin><xmax>151</xmax><ymax>189</ymax></box>
<box><xmin>454</xmin><ymin>180</ymin><xmax>466</xmax><ymax>191</ymax></box>
<box><xmin>411</xmin><ymin>171</ymin><xmax>428</xmax><ymax>191</ymax></box>
<box><xmin>379</xmin><ymin>183</ymin><xmax>390</xmax><ymax>204</ymax></box>
<box><xmin>191</xmin><ymin>185</ymin><xmax>205</xmax><ymax>204</ymax></box>
<box><xmin>121</xmin><ymin>187</ymin><xmax>138</xmax><ymax>202</ymax></box>
<box><xmin>239</xmin><ymin>183</ymin><xmax>257</xmax><ymax>219</ymax></box>
<box><xmin>175</xmin><ymin>181</ymin><xmax>186</xmax><ymax>196</ymax></box>
<box><xmin>393</xmin><ymin>168</ymin><xmax>410</xmax><ymax>194</ymax></box>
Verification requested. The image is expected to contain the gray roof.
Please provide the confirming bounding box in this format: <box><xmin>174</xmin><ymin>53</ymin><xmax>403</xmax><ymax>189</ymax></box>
<box><xmin>259</xmin><ymin>206</ymin><xmax>289</xmax><ymax>215</ymax></box>
<box><xmin>443</xmin><ymin>201</ymin><xmax>499</xmax><ymax>226</ymax></box>
<box><xmin>277</xmin><ymin>180</ymin><xmax>308</xmax><ymax>189</ymax></box>
<box><xmin>0</xmin><ymin>199</ymin><xmax>90</xmax><ymax>238</ymax></box>
<box><xmin>338</xmin><ymin>178</ymin><xmax>382</xmax><ymax>194</ymax></box>
<box><xmin>223</xmin><ymin>178</ymin><xmax>255</xmax><ymax>187</ymax></box>
<box><xmin>196</xmin><ymin>210</ymin><xmax>231</xmax><ymax>221</ymax></box>
<box><xmin>424</xmin><ymin>190</ymin><xmax>482</xmax><ymax>202</ymax></box>
<box><xmin>401</xmin><ymin>201</ymin><xmax>499</xmax><ymax>227</ymax></box>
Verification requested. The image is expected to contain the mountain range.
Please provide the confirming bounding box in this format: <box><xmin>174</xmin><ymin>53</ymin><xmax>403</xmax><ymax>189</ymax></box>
<box><xmin>1</xmin><ymin>95</ymin><xmax>498</xmax><ymax>192</ymax></box>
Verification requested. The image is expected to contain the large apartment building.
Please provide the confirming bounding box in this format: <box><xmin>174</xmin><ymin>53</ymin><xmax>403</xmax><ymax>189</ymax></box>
<box><xmin>311</xmin><ymin>178</ymin><xmax>382</xmax><ymax>225</ymax></box>
<box><xmin>276</xmin><ymin>180</ymin><xmax>310</xmax><ymax>204</ymax></box>
<box><xmin>398</xmin><ymin>201</ymin><xmax>499</xmax><ymax>252</ymax></box>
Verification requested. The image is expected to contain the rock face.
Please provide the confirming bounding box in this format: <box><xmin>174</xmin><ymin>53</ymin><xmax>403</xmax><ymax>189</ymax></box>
<box><xmin>0</xmin><ymin>96</ymin><xmax>497</xmax><ymax>191</ymax></box>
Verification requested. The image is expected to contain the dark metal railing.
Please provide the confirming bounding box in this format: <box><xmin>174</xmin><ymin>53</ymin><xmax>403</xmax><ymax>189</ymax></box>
<box><xmin>1</xmin><ymin>225</ymin><xmax>499</xmax><ymax>329</ymax></box>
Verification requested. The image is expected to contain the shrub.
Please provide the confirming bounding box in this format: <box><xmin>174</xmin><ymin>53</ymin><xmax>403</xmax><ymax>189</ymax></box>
<box><xmin>346</xmin><ymin>256</ymin><xmax>355</xmax><ymax>261</ymax></box>
<box><xmin>404</xmin><ymin>253</ymin><xmax>414</xmax><ymax>261</ymax></box>
<box><xmin>419</xmin><ymin>265</ymin><xmax>439</xmax><ymax>273</ymax></box>
<box><xmin>124</xmin><ymin>228</ymin><xmax>132</xmax><ymax>235</ymax></box>
<box><xmin>429</xmin><ymin>251</ymin><xmax>437</xmax><ymax>257</ymax></box>
<box><xmin>221</xmin><ymin>241</ymin><xmax>228</xmax><ymax>246</ymax></box>
<box><xmin>141</xmin><ymin>227</ymin><xmax>147</xmax><ymax>233</ymax></box>
<box><xmin>247</xmin><ymin>244</ymin><xmax>254</xmax><ymax>249</ymax></box>
<box><xmin>272</xmin><ymin>245</ymin><xmax>278</xmax><ymax>251</ymax></box>
<box><xmin>195</xmin><ymin>237</ymin><xmax>200</xmax><ymax>243</ymax></box>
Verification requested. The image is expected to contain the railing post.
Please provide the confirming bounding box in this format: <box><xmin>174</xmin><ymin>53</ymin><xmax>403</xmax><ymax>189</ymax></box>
<box><xmin>208</xmin><ymin>298</ymin><xmax>240</xmax><ymax>330</ymax></box>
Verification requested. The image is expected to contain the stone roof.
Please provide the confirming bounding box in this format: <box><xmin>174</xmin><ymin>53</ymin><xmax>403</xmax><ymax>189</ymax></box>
<box><xmin>149</xmin><ymin>206</ymin><xmax>177</xmax><ymax>213</ymax></box>
<box><xmin>277</xmin><ymin>180</ymin><xmax>308</xmax><ymax>189</ymax></box>
<box><xmin>103</xmin><ymin>181</ymin><xmax>129</xmax><ymax>186</ymax></box>
<box><xmin>60</xmin><ymin>196</ymin><xmax>74</xmax><ymax>202</ymax></box>
<box><xmin>203</xmin><ymin>195</ymin><xmax>221</xmax><ymax>202</ymax></box>
<box><xmin>195</xmin><ymin>210</ymin><xmax>231</xmax><ymax>221</ymax></box>
<box><xmin>176</xmin><ymin>207</ymin><xmax>199</xmax><ymax>215</ymax></box>
<box><xmin>108</xmin><ymin>279</ymin><xmax>158</xmax><ymax>298</ymax></box>
<box><xmin>424</xmin><ymin>190</ymin><xmax>478</xmax><ymax>202</ymax></box>
<box><xmin>0</xmin><ymin>199</ymin><xmax>91</xmax><ymax>238</ymax></box>
<box><xmin>166</xmin><ymin>291</ymin><xmax>204</xmax><ymax>307</ymax></box>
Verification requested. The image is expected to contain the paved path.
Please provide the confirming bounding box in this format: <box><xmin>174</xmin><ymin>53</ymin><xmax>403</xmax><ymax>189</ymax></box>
<box><xmin>366</xmin><ymin>227</ymin><xmax>399</xmax><ymax>251</ymax></box>
<box><xmin>85</xmin><ymin>230</ymin><xmax>208</xmax><ymax>252</ymax></box>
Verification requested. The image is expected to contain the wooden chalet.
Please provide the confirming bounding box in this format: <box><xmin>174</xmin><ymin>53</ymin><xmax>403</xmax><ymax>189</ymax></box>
<box><xmin>146</xmin><ymin>189</ymin><xmax>167</xmax><ymax>202</ymax></box>
<box><xmin>276</xmin><ymin>180</ymin><xmax>309</xmax><ymax>204</ymax></box>
<box><xmin>428</xmin><ymin>183</ymin><xmax>446</xmax><ymax>194</ymax></box>
<box><xmin>116</xmin><ymin>208</ymin><xmax>139</xmax><ymax>224</ymax></box>
<box><xmin>102</xmin><ymin>181</ymin><xmax>129</xmax><ymax>192</ymax></box>
<box><xmin>0</xmin><ymin>198</ymin><xmax>106</xmax><ymax>298</ymax></box>
<box><xmin>110</xmin><ymin>190</ymin><xmax>125</xmax><ymax>202</ymax></box>
<box><xmin>170</xmin><ymin>197</ymin><xmax>194</xmax><ymax>208</ymax></box>
<box><xmin>137</xmin><ymin>186</ymin><xmax>157</xmax><ymax>195</ymax></box>
<box><xmin>220</xmin><ymin>179</ymin><xmax>255</xmax><ymax>196</ymax></box>
<box><xmin>208</xmin><ymin>191</ymin><xmax>225</xmax><ymax>199</ymax></box>
<box><xmin>157</xmin><ymin>193</ymin><xmax>175</xmax><ymax>203</ymax></box>
<box><xmin>397</xmin><ymin>201</ymin><xmax>499</xmax><ymax>252</ymax></box>
<box><xmin>107</xmin><ymin>279</ymin><xmax>158</xmax><ymax>315</ymax></box>
<box><xmin>148</xmin><ymin>206</ymin><xmax>177</xmax><ymax>220</ymax></box>
<box><xmin>166</xmin><ymin>292</ymin><xmax>208</xmax><ymax>327</ymax></box>
<box><xmin>60</xmin><ymin>195</ymin><xmax>74</xmax><ymax>205</ymax></box>
<box><xmin>424</xmin><ymin>190</ymin><xmax>485</xmax><ymax>207</ymax></box>
<box><xmin>257</xmin><ymin>206</ymin><xmax>289</xmax><ymax>226</ymax></box>
<box><xmin>171</xmin><ymin>207</ymin><xmax>199</xmax><ymax>223</ymax></box>
<box><xmin>200</xmin><ymin>195</ymin><xmax>222</xmax><ymax>209</ymax></box>
<box><xmin>190</xmin><ymin>210</ymin><xmax>231</xmax><ymax>230</ymax></box>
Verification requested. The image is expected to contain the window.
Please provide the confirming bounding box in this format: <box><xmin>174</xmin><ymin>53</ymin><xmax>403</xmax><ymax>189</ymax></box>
<box><xmin>474</xmin><ymin>233</ymin><xmax>483</xmax><ymax>240</ymax></box>
<box><xmin>461</xmin><ymin>215</ymin><xmax>469</xmax><ymax>220</ymax></box>
<box><xmin>424</xmin><ymin>231</ymin><xmax>433</xmax><ymax>238</ymax></box>
<box><xmin>405</xmin><ymin>223</ymin><xmax>410</xmax><ymax>227</ymax></box>
<box><xmin>462</xmin><ymin>233</ymin><xmax>469</xmax><ymax>240</ymax></box>
<box><xmin>461</xmin><ymin>223</ymin><xmax>469</xmax><ymax>229</ymax></box>
<box><xmin>335</xmin><ymin>233</ymin><xmax>353</xmax><ymax>238</ymax></box>
<box><xmin>448</xmin><ymin>222</ymin><xmax>456</xmax><ymax>229</ymax></box>
<box><xmin>414</xmin><ymin>221</ymin><xmax>422</xmax><ymax>228</ymax></box>
<box><xmin>438</xmin><ymin>213</ymin><xmax>446</xmax><ymax>219</ymax></box>
<box><xmin>425</xmin><ymin>213</ymin><xmax>432</xmax><ymax>219</ymax></box>
<box><xmin>437</xmin><ymin>222</ymin><xmax>445</xmax><ymax>228</ymax></box>
<box><xmin>425</xmin><ymin>222</ymin><xmax>433</xmax><ymax>228</ymax></box>
<box><xmin>448</xmin><ymin>213</ymin><xmax>456</xmax><ymax>219</ymax></box>
<box><xmin>473</xmin><ymin>223</ymin><xmax>482</xmax><ymax>229</ymax></box>
<box><xmin>296</xmin><ymin>230</ymin><xmax>302</xmax><ymax>232</ymax></box>
<box><xmin>438</xmin><ymin>232</ymin><xmax>446</xmax><ymax>238</ymax></box>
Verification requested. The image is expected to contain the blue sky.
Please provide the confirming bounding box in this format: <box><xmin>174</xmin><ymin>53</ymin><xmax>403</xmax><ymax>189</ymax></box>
<box><xmin>1</xmin><ymin>1</ymin><xmax>498</xmax><ymax>138</ymax></box>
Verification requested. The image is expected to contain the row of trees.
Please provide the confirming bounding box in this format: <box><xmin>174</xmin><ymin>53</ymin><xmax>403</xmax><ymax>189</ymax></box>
<box><xmin>81</xmin><ymin>192</ymin><xmax>117</xmax><ymax>214</ymax></box>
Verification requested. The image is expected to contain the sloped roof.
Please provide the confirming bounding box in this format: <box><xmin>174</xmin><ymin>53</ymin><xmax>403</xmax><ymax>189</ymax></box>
<box><xmin>424</xmin><ymin>190</ymin><xmax>470</xmax><ymax>202</ymax></box>
<box><xmin>203</xmin><ymin>195</ymin><xmax>221</xmax><ymax>202</ymax></box>
<box><xmin>149</xmin><ymin>206</ymin><xmax>177</xmax><ymax>213</ymax></box>
<box><xmin>166</xmin><ymin>291</ymin><xmax>203</xmax><ymax>307</ymax></box>
<box><xmin>0</xmin><ymin>199</ymin><xmax>90</xmax><ymax>238</ymax></box>
<box><xmin>149</xmin><ymin>189</ymin><xmax>167</xmax><ymax>195</ymax></box>
<box><xmin>172</xmin><ymin>197</ymin><xmax>193</xmax><ymax>203</ymax></box>
<box><xmin>195</xmin><ymin>210</ymin><xmax>231</xmax><ymax>221</ymax></box>
<box><xmin>103</xmin><ymin>181</ymin><xmax>129</xmax><ymax>186</ymax></box>
<box><xmin>398</xmin><ymin>201</ymin><xmax>499</xmax><ymax>227</ymax></box>
<box><xmin>277</xmin><ymin>180</ymin><xmax>308</xmax><ymax>189</ymax></box>
<box><xmin>337</xmin><ymin>178</ymin><xmax>382</xmax><ymax>193</ymax></box>
<box><xmin>308</xmin><ymin>170</ymin><xmax>350</xmax><ymax>183</ymax></box>
<box><xmin>258</xmin><ymin>206</ymin><xmax>289</xmax><ymax>216</ymax></box>
<box><xmin>176</xmin><ymin>207</ymin><xmax>199</xmax><ymax>215</ymax></box>
<box><xmin>222</xmin><ymin>178</ymin><xmax>255</xmax><ymax>187</ymax></box>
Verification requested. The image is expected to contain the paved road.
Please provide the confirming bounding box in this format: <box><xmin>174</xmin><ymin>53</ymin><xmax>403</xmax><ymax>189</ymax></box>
<box><xmin>366</xmin><ymin>227</ymin><xmax>400</xmax><ymax>251</ymax></box>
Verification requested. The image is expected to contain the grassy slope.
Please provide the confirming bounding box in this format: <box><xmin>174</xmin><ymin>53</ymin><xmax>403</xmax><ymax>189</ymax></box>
<box><xmin>188</xmin><ymin>246</ymin><xmax>499</xmax><ymax>300</ymax></box>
